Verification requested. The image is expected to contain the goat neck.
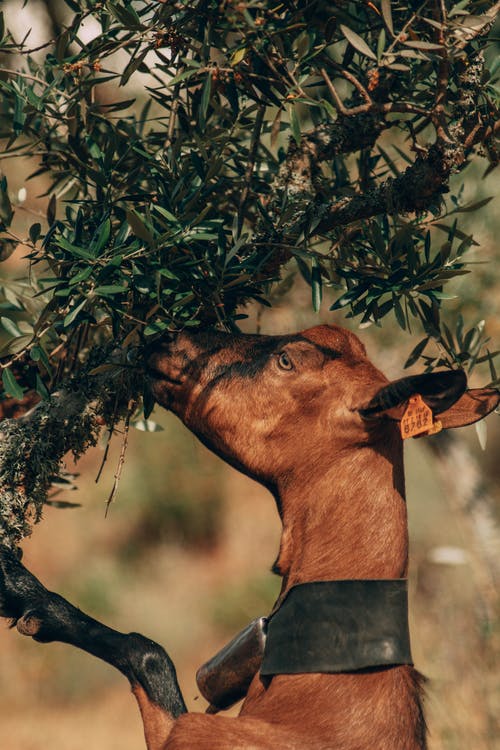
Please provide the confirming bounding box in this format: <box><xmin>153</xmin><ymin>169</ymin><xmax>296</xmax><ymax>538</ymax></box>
<box><xmin>275</xmin><ymin>427</ymin><xmax>407</xmax><ymax>588</ymax></box>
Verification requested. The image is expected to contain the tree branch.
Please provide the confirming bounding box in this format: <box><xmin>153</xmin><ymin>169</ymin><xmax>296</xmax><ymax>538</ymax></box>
<box><xmin>315</xmin><ymin>104</ymin><xmax>499</xmax><ymax>233</ymax></box>
<box><xmin>315</xmin><ymin>147</ymin><xmax>464</xmax><ymax>232</ymax></box>
<box><xmin>0</xmin><ymin>356</ymin><xmax>141</xmax><ymax>548</ymax></box>
<box><xmin>0</xmin><ymin>388</ymin><xmax>100</xmax><ymax>548</ymax></box>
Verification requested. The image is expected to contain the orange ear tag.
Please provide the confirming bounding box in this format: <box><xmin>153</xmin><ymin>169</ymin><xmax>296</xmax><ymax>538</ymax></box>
<box><xmin>400</xmin><ymin>394</ymin><xmax>440</xmax><ymax>440</ymax></box>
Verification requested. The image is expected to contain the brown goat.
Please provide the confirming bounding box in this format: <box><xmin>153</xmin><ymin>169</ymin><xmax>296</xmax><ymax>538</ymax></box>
<box><xmin>0</xmin><ymin>324</ymin><xmax>498</xmax><ymax>750</ymax></box>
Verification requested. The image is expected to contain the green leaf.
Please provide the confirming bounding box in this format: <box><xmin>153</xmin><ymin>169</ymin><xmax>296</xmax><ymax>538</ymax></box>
<box><xmin>144</xmin><ymin>319</ymin><xmax>171</xmax><ymax>336</ymax></box>
<box><xmin>403</xmin><ymin>40</ymin><xmax>444</xmax><ymax>50</ymax></box>
<box><xmin>29</xmin><ymin>223</ymin><xmax>42</xmax><ymax>243</ymax></box>
<box><xmin>126</xmin><ymin>210</ymin><xmax>155</xmax><ymax>245</ymax></box>
<box><xmin>90</xmin><ymin>218</ymin><xmax>111</xmax><ymax>255</ymax></box>
<box><xmin>159</xmin><ymin>268</ymin><xmax>180</xmax><ymax>281</ymax></box>
<box><xmin>154</xmin><ymin>206</ymin><xmax>180</xmax><ymax>225</ymax></box>
<box><xmin>1</xmin><ymin>316</ymin><xmax>22</xmax><ymax>338</ymax></box>
<box><xmin>231</xmin><ymin>47</ymin><xmax>247</xmax><ymax>66</ymax></box>
<box><xmin>13</xmin><ymin>93</ymin><xmax>26</xmax><ymax>134</ymax></box>
<box><xmin>340</xmin><ymin>25</ymin><xmax>377</xmax><ymax>61</ymax></box>
<box><xmin>0</xmin><ymin>174</ymin><xmax>13</xmax><ymax>227</ymax></box>
<box><xmin>2</xmin><ymin>367</ymin><xmax>24</xmax><ymax>400</ymax></box>
<box><xmin>0</xmin><ymin>334</ymin><xmax>33</xmax><ymax>356</ymax></box>
<box><xmin>449</xmin><ymin>0</ymin><xmax>471</xmax><ymax>17</ymax></box>
<box><xmin>55</xmin><ymin>28</ymin><xmax>71</xmax><ymax>62</ymax></box>
<box><xmin>31</xmin><ymin>345</ymin><xmax>51</xmax><ymax>373</ymax></box>
<box><xmin>404</xmin><ymin>337</ymin><xmax>430</xmax><ymax>368</ymax></box>
<box><xmin>47</xmin><ymin>194</ymin><xmax>56</xmax><ymax>226</ymax></box>
<box><xmin>384</xmin><ymin>63</ymin><xmax>410</xmax><ymax>72</ymax></box>
<box><xmin>311</xmin><ymin>258</ymin><xmax>322</xmax><ymax>313</ymax></box>
<box><xmin>101</xmin><ymin>98</ymin><xmax>136</xmax><ymax>112</ymax></box>
<box><xmin>377</xmin><ymin>29</ymin><xmax>386</xmax><ymax>61</ymax></box>
<box><xmin>94</xmin><ymin>284</ymin><xmax>128</xmax><ymax>296</ymax></box>
<box><xmin>429</xmin><ymin>291</ymin><xmax>457</xmax><ymax>300</ymax></box>
<box><xmin>107</xmin><ymin>1</ymin><xmax>143</xmax><ymax>29</ymax></box>
<box><xmin>69</xmin><ymin>266</ymin><xmax>93</xmax><ymax>286</ymax></box>
<box><xmin>56</xmin><ymin>237</ymin><xmax>95</xmax><ymax>260</ymax></box>
<box><xmin>121</xmin><ymin>49</ymin><xmax>149</xmax><ymax>86</ymax></box>
<box><xmin>381</xmin><ymin>0</ymin><xmax>394</xmax><ymax>36</ymax></box>
<box><xmin>35</xmin><ymin>374</ymin><xmax>49</xmax><ymax>400</ymax></box>
<box><xmin>485</xmin><ymin>349</ymin><xmax>498</xmax><ymax>382</ymax></box>
<box><xmin>186</xmin><ymin>230</ymin><xmax>218</xmax><ymax>241</ymax></box>
<box><xmin>199</xmin><ymin>72</ymin><xmax>212</xmax><ymax>128</ymax></box>
<box><xmin>168</xmin><ymin>66</ymin><xmax>202</xmax><ymax>86</ymax></box>
<box><xmin>454</xmin><ymin>196</ymin><xmax>493</xmax><ymax>213</ymax></box>
<box><xmin>393</xmin><ymin>296</ymin><xmax>406</xmax><ymax>329</ymax></box>
<box><xmin>63</xmin><ymin>298</ymin><xmax>87</xmax><ymax>327</ymax></box>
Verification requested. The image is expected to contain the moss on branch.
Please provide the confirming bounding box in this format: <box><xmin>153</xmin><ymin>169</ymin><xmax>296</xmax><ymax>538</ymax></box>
<box><xmin>0</xmin><ymin>356</ymin><xmax>142</xmax><ymax>549</ymax></box>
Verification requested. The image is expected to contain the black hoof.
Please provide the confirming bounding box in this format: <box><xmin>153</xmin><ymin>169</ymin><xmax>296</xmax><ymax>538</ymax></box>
<box><xmin>0</xmin><ymin>546</ymin><xmax>46</xmax><ymax>622</ymax></box>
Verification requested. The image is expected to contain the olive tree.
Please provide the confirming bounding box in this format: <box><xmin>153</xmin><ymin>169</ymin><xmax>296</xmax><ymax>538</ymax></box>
<box><xmin>0</xmin><ymin>0</ymin><xmax>498</xmax><ymax>546</ymax></box>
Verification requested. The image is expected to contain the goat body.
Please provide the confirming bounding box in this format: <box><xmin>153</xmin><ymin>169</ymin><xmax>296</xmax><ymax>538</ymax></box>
<box><xmin>1</xmin><ymin>324</ymin><xmax>498</xmax><ymax>750</ymax></box>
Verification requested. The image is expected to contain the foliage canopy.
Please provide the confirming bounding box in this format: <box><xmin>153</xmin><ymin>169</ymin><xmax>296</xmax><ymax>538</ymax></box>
<box><xmin>0</xmin><ymin>0</ymin><xmax>498</xmax><ymax>543</ymax></box>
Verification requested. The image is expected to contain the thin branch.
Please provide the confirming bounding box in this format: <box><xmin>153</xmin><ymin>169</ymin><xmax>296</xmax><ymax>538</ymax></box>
<box><xmin>0</xmin><ymin>68</ymin><xmax>72</xmax><ymax>101</ymax></box>
<box><xmin>319</xmin><ymin>67</ymin><xmax>373</xmax><ymax>117</ymax></box>
<box><xmin>381</xmin><ymin>102</ymin><xmax>430</xmax><ymax>116</ymax></box>
<box><xmin>432</xmin><ymin>0</ymin><xmax>451</xmax><ymax>143</ymax></box>
<box><xmin>164</xmin><ymin>77</ymin><xmax>182</xmax><ymax>151</ymax></box>
<box><xmin>328</xmin><ymin>61</ymin><xmax>373</xmax><ymax>106</ymax></box>
<box><xmin>104</xmin><ymin>399</ymin><xmax>135</xmax><ymax>517</ymax></box>
<box><xmin>384</xmin><ymin>0</ymin><xmax>432</xmax><ymax>57</ymax></box>
<box><xmin>320</xmin><ymin>68</ymin><xmax>429</xmax><ymax>119</ymax></box>
<box><xmin>95</xmin><ymin>392</ymin><xmax>121</xmax><ymax>485</ymax></box>
<box><xmin>320</xmin><ymin>67</ymin><xmax>355</xmax><ymax>115</ymax></box>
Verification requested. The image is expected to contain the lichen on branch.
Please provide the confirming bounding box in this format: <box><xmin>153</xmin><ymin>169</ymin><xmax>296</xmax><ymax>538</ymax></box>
<box><xmin>0</xmin><ymin>359</ymin><xmax>142</xmax><ymax>548</ymax></box>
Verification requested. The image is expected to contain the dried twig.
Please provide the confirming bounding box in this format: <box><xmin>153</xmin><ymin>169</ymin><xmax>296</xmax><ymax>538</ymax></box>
<box><xmin>95</xmin><ymin>399</ymin><xmax>119</xmax><ymax>485</ymax></box>
<box><xmin>432</xmin><ymin>0</ymin><xmax>452</xmax><ymax>144</ymax></box>
<box><xmin>104</xmin><ymin>399</ymin><xmax>135</xmax><ymax>517</ymax></box>
<box><xmin>320</xmin><ymin>67</ymin><xmax>373</xmax><ymax>117</ymax></box>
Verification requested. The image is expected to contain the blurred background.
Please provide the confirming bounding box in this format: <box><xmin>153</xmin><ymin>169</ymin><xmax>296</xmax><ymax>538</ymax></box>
<box><xmin>1</xmin><ymin>1</ymin><xmax>500</xmax><ymax>749</ymax></box>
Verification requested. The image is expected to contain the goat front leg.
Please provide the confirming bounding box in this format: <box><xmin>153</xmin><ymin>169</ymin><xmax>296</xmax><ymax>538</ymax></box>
<box><xmin>0</xmin><ymin>547</ymin><xmax>186</xmax><ymax>750</ymax></box>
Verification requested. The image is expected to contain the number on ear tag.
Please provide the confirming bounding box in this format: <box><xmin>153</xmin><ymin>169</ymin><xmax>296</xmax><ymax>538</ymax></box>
<box><xmin>400</xmin><ymin>394</ymin><xmax>434</xmax><ymax>439</ymax></box>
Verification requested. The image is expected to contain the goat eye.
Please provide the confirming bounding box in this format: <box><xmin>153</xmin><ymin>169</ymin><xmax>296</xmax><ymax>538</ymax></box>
<box><xmin>277</xmin><ymin>352</ymin><xmax>293</xmax><ymax>371</ymax></box>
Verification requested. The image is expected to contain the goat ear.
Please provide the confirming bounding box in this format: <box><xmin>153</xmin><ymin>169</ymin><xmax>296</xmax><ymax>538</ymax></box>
<box><xmin>359</xmin><ymin>370</ymin><xmax>468</xmax><ymax>420</ymax></box>
<box><xmin>361</xmin><ymin>371</ymin><xmax>499</xmax><ymax>430</ymax></box>
<box><xmin>434</xmin><ymin>388</ymin><xmax>500</xmax><ymax>429</ymax></box>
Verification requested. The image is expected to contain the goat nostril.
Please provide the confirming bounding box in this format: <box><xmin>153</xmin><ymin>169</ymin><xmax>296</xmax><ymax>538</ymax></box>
<box><xmin>142</xmin><ymin>331</ymin><xmax>178</xmax><ymax>359</ymax></box>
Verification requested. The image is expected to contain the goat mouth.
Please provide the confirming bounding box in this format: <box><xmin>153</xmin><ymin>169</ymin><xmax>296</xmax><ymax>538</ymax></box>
<box><xmin>144</xmin><ymin>346</ymin><xmax>183</xmax><ymax>385</ymax></box>
<box><xmin>146</xmin><ymin>366</ymin><xmax>183</xmax><ymax>386</ymax></box>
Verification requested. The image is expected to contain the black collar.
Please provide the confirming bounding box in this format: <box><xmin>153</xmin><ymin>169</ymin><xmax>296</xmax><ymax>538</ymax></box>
<box><xmin>197</xmin><ymin>578</ymin><xmax>413</xmax><ymax>711</ymax></box>
<box><xmin>261</xmin><ymin>579</ymin><xmax>412</xmax><ymax>676</ymax></box>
